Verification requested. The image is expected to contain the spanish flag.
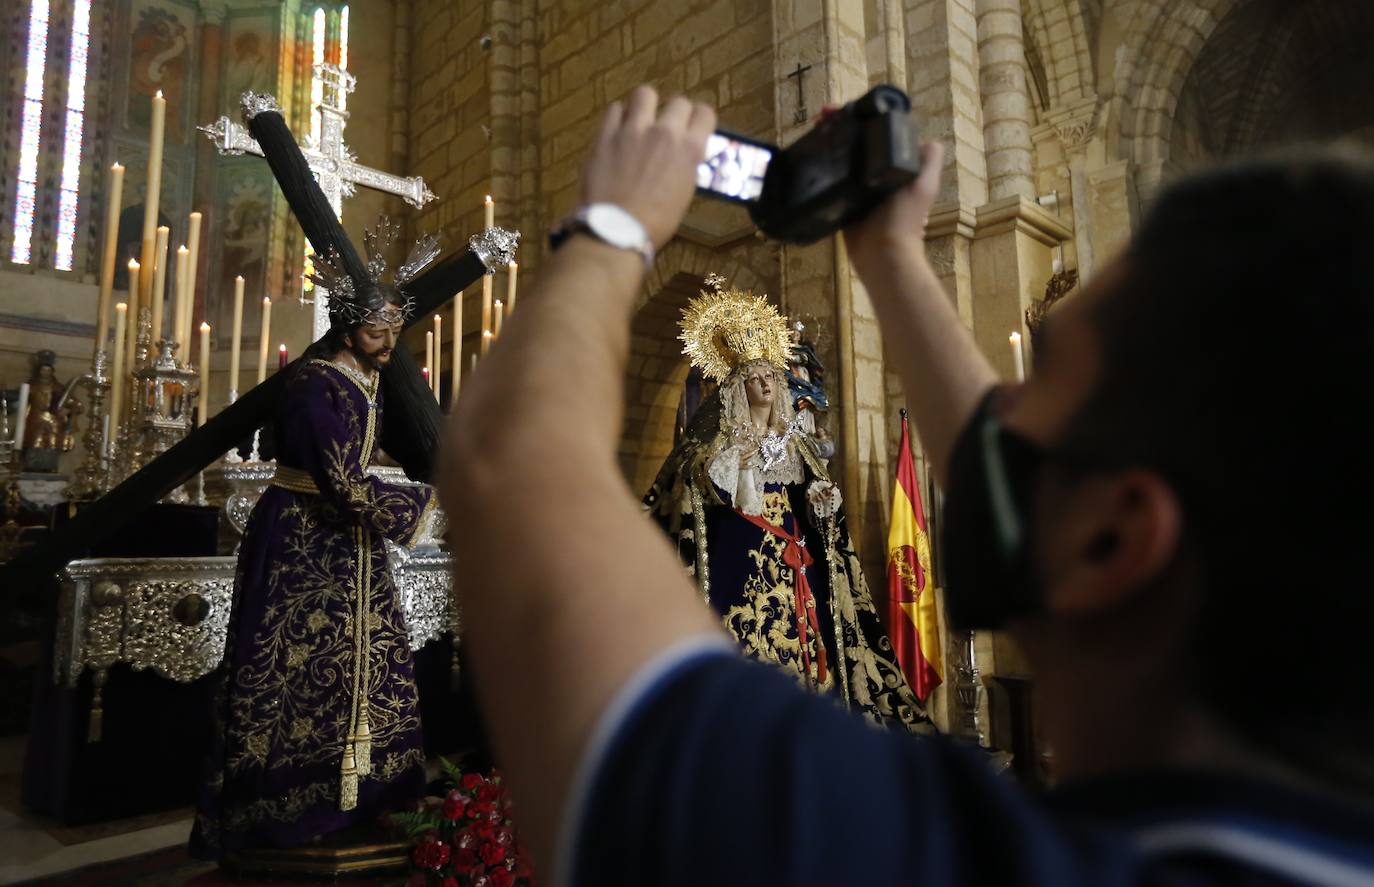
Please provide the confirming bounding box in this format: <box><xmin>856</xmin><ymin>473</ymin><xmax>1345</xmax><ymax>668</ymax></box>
<box><xmin>886</xmin><ymin>410</ymin><xmax>943</xmax><ymax>702</ymax></box>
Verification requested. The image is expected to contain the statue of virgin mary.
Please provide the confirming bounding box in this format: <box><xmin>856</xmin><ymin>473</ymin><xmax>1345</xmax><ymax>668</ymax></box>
<box><xmin>644</xmin><ymin>275</ymin><xmax>928</xmax><ymax>730</ymax></box>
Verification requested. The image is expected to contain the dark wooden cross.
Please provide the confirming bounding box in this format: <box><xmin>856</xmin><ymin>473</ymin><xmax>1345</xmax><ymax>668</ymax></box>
<box><xmin>787</xmin><ymin>61</ymin><xmax>813</xmax><ymax>124</ymax></box>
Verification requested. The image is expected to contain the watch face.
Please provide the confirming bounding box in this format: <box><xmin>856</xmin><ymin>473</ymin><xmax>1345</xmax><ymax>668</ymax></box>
<box><xmin>585</xmin><ymin>203</ymin><xmax>642</xmax><ymax>249</ymax></box>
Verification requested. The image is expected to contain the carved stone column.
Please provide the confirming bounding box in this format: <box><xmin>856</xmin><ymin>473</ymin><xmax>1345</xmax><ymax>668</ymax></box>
<box><xmin>1045</xmin><ymin>97</ymin><xmax>1100</xmax><ymax>281</ymax></box>
<box><xmin>976</xmin><ymin>0</ymin><xmax>1034</xmax><ymax>201</ymax></box>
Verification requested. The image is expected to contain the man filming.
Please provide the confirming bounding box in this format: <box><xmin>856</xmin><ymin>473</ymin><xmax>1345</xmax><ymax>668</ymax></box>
<box><xmin>440</xmin><ymin>85</ymin><xmax>1374</xmax><ymax>886</ymax></box>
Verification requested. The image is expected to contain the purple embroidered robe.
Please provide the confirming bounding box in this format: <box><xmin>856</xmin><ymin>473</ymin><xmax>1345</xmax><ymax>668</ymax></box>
<box><xmin>191</xmin><ymin>359</ymin><xmax>435</xmax><ymax>858</ymax></box>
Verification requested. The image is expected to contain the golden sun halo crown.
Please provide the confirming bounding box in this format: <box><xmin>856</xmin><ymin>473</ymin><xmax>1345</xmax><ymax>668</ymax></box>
<box><xmin>679</xmin><ymin>273</ymin><xmax>792</xmax><ymax>383</ymax></box>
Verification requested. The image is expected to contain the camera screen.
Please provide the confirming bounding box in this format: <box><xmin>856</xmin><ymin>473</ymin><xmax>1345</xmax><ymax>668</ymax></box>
<box><xmin>698</xmin><ymin>133</ymin><xmax>772</xmax><ymax>203</ymax></box>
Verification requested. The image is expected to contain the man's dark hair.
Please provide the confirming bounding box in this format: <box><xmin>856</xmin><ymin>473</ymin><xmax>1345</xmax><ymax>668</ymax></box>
<box><xmin>1059</xmin><ymin>144</ymin><xmax>1374</xmax><ymax>787</ymax></box>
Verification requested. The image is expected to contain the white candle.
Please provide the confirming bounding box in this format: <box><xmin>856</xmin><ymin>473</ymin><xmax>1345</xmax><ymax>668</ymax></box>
<box><xmin>13</xmin><ymin>383</ymin><xmax>30</xmax><ymax>450</ymax></box>
<box><xmin>433</xmin><ymin>314</ymin><xmax>442</xmax><ymax>401</ymax></box>
<box><xmin>483</xmin><ymin>194</ymin><xmax>494</xmax><ymax>229</ymax></box>
<box><xmin>229</xmin><ymin>276</ymin><xmax>244</xmax><ymax>398</ymax></box>
<box><xmin>506</xmin><ymin>261</ymin><xmax>518</xmax><ymax>315</ymax></box>
<box><xmin>185</xmin><ymin>212</ymin><xmax>202</xmax><ymax>349</ymax></box>
<box><xmin>125</xmin><ymin>259</ymin><xmax>141</xmax><ymax>377</ymax></box>
<box><xmin>425</xmin><ymin>330</ymin><xmax>434</xmax><ymax>394</ymax></box>
<box><xmin>171</xmin><ymin>245</ymin><xmax>189</xmax><ymax>357</ymax></box>
<box><xmin>109</xmin><ymin>303</ymin><xmax>128</xmax><ymax>438</ymax></box>
<box><xmin>1009</xmin><ymin>332</ymin><xmax>1026</xmax><ymax>382</ymax></box>
<box><xmin>494</xmin><ymin>299</ymin><xmax>504</xmax><ymax>338</ymax></box>
<box><xmin>95</xmin><ymin>162</ymin><xmax>124</xmax><ymax>358</ymax></box>
<box><xmin>149</xmin><ymin>226</ymin><xmax>169</xmax><ymax>344</ymax></box>
<box><xmin>257</xmin><ymin>297</ymin><xmax>272</xmax><ymax>384</ymax></box>
<box><xmin>481</xmin><ymin>330</ymin><xmax>493</xmax><ymax>356</ymax></box>
<box><xmin>450</xmin><ymin>291</ymin><xmax>463</xmax><ymax>402</ymax></box>
<box><xmin>480</xmin><ymin>273</ymin><xmax>492</xmax><ymax>353</ymax></box>
<box><xmin>198</xmin><ymin>322</ymin><xmax>211</xmax><ymax>426</ymax></box>
<box><xmin>139</xmin><ymin>91</ymin><xmax>166</xmax><ymax>306</ymax></box>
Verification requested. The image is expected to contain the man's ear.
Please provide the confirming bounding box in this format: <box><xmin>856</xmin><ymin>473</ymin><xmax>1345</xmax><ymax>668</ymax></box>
<box><xmin>1041</xmin><ymin>470</ymin><xmax>1182</xmax><ymax>615</ymax></box>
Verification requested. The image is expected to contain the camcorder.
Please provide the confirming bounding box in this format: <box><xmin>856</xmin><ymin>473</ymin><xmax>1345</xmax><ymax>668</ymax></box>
<box><xmin>696</xmin><ymin>84</ymin><xmax>922</xmax><ymax>244</ymax></box>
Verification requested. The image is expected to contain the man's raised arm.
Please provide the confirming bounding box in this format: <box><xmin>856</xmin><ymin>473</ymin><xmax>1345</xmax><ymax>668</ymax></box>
<box><xmin>843</xmin><ymin>143</ymin><xmax>998</xmax><ymax>484</ymax></box>
<box><xmin>439</xmin><ymin>87</ymin><xmax>723</xmax><ymax>872</ymax></box>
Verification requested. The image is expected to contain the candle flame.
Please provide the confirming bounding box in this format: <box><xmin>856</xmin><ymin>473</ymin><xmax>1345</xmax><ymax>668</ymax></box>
<box><xmin>484</xmin><ymin>195</ymin><xmax>492</xmax><ymax>203</ymax></box>
<box><xmin>1009</xmin><ymin>332</ymin><xmax>1022</xmax><ymax>344</ymax></box>
<box><xmin>482</xmin><ymin>330</ymin><xmax>493</xmax><ymax>337</ymax></box>
<box><xmin>155</xmin><ymin>90</ymin><xmax>163</xmax><ymax>98</ymax></box>
<box><xmin>201</xmin><ymin>322</ymin><xmax>211</xmax><ymax>331</ymax></box>
<box><xmin>116</xmin><ymin>302</ymin><xmax>127</xmax><ymax>311</ymax></box>
<box><xmin>235</xmin><ymin>274</ymin><xmax>244</xmax><ymax>282</ymax></box>
<box><xmin>112</xmin><ymin>161</ymin><xmax>123</xmax><ymax>170</ymax></box>
<box><xmin>495</xmin><ymin>299</ymin><xmax>503</xmax><ymax>308</ymax></box>
<box><xmin>279</xmin><ymin>343</ymin><xmax>287</xmax><ymax>352</ymax></box>
<box><xmin>264</xmin><ymin>297</ymin><xmax>271</xmax><ymax>305</ymax></box>
<box><xmin>177</xmin><ymin>245</ymin><xmax>188</xmax><ymax>253</ymax></box>
<box><xmin>128</xmin><ymin>258</ymin><xmax>139</xmax><ymax>269</ymax></box>
<box><xmin>509</xmin><ymin>260</ymin><xmax>517</xmax><ymax>269</ymax></box>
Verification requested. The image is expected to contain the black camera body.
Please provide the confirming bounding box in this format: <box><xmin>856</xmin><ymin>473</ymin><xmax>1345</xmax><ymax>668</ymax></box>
<box><xmin>749</xmin><ymin>85</ymin><xmax>922</xmax><ymax>244</ymax></box>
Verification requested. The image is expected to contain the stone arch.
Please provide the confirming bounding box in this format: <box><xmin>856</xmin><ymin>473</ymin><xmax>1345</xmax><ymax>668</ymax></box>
<box><xmin>621</xmin><ymin>235</ymin><xmax>779</xmax><ymax>493</ymax></box>
<box><xmin>1105</xmin><ymin>0</ymin><xmax>1239</xmax><ymax>195</ymax></box>
<box><xmin>620</xmin><ymin>271</ymin><xmax>700</xmax><ymax>496</ymax></box>
<box><xmin>1021</xmin><ymin>0</ymin><xmax>1097</xmax><ymax>108</ymax></box>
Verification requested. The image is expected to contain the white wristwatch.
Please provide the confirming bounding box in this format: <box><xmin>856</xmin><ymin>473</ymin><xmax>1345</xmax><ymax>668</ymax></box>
<box><xmin>548</xmin><ymin>203</ymin><xmax>655</xmax><ymax>266</ymax></box>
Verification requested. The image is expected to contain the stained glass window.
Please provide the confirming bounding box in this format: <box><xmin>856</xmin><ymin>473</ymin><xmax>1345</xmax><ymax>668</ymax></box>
<box><xmin>339</xmin><ymin>6</ymin><xmax>350</xmax><ymax>109</ymax></box>
<box><xmin>303</xmin><ymin>7</ymin><xmax>327</xmax><ymax>295</ymax></box>
<box><xmin>309</xmin><ymin>8</ymin><xmax>326</xmax><ymax>146</ymax></box>
<box><xmin>54</xmin><ymin>0</ymin><xmax>92</xmax><ymax>271</ymax></box>
<box><xmin>11</xmin><ymin>0</ymin><xmax>51</xmax><ymax>265</ymax></box>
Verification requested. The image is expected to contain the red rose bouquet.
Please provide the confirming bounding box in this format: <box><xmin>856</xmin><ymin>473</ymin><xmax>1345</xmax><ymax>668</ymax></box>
<box><xmin>390</xmin><ymin>758</ymin><xmax>535</xmax><ymax>887</ymax></box>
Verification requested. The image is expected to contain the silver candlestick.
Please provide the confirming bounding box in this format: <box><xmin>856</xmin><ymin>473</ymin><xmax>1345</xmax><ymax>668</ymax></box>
<box><xmin>64</xmin><ymin>350</ymin><xmax>113</xmax><ymax>501</ymax></box>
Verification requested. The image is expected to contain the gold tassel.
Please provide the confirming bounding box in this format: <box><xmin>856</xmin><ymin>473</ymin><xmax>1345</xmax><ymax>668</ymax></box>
<box><xmin>355</xmin><ymin>712</ymin><xmax>372</xmax><ymax>777</ymax></box>
<box><xmin>87</xmin><ymin>678</ymin><xmax>105</xmax><ymax>743</ymax></box>
<box><xmin>340</xmin><ymin>745</ymin><xmax>358</xmax><ymax>811</ymax></box>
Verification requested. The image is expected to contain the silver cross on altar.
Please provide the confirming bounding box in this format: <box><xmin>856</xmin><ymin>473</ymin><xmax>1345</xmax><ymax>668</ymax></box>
<box><xmin>199</xmin><ymin>64</ymin><xmax>437</xmax><ymax>339</ymax></box>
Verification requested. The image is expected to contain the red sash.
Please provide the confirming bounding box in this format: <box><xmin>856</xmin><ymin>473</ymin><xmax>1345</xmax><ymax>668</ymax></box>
<box><xmin>737</xmin><ymin>510</ymin><xmax>828</xmax><ymax>685</ymax></box>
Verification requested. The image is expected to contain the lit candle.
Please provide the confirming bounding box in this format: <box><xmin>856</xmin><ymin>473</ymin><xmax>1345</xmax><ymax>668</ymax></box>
<box><xmin>95</xmin><ymin>162</ymin><xmax>124</xmax><ymax>358</ymax></box>
<box><xmin>185</xmin><ymin>212</ymin><xmax>202</xmax><ymax>349</ymax></box>
<box><xmin>257</xmin><ymin>297</ymin><xmax>272</xmax><ymax>384</ymax></box>
<box><xmin>494</xmin><ymin>299</ymin><xmax>504</xmax><ymax>338</ymax></box>
<box><xmin>506</xmin><ymin>260</ymin><xmax>518</xmax><ymax>316</ymax></box>
<box><xmin>125</xmin><ymin>259</ymin><xmax>141</xmax><ymax>377</ymax></box>
<box><xmin>432</xmin><ymin>314</ymin><xmax>442</xmax><ymax>401</ymax></box>
<box><xmin>480</xmin><ymin>272</ymin><xmax>492</xmax><ymax>353</ymax></box>
<box><xmin>149</xmin><ymin>226</ymin><xmax>169</xmax><ymax>344</ymax></box>
<box><xmin>109</xmin><ymin>302</ymin><xmax>128</xmax><ymax>437</ymax></box>
<box><xmin>228</xmin><ymin>276</ymin><xmax>244</xmax><ymax>399</ymax></box>
<box><xmin>13</xmin><ymin>383</ymin><xmax>30</xmax><ymax>450</ymax></box>
<box><xmin>1009</xmin><ymin>331</ymin><xmax>1026</xmax><ymax>382</ymax></box>
<box><xmin>138</xmin><ymin>90</ymin><xmax>166</xmax><ymax>307</ymax></box>
<box><xmin>197</xmin><ymin>322</ymin><xmax>211</xmax><ymax>426</ymax></box>
<box><xmin>422</xmin><ymin>366</ymin><xmax>431</xmax><ymax>385</ymax></box>
<box><xmin>450</xmin><ymin>290</ymin><xmax>463</xmax><ymax>402</ymax></box>
<box><xmin>483</xmin><ymin>194</ymin><xmax>494</xmax><ymax>229</ymax></box>
<box><xmin>425</xmin><ymin>330</ymin><xmax>435</xmax><ymax>392</ymax></box>
<box><xmin>481</xmin><ymin>329</ymin><xmax>493</xmax><ymax>356</ymax></box>
<box><xmin>278</xmin><ymin>343</ymin><xmax>288</xmax><ymax>370</ymax></box>
<box><xmin>171</xmin><ymin>245</ymin><xmax>189</xmax><ymax>357</ymax></box>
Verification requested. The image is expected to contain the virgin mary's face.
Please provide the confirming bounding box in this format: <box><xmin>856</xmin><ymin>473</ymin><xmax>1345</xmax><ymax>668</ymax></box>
<box><xmin>742</xmin><ymin>364</ymin><xmax>776</xmax><ymax>409</ymax></box>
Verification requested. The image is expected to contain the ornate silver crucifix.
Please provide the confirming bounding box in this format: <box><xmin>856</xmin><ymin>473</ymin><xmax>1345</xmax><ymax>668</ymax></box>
<box><xmin>200</xmin><ymin>64</ymin><xmax>437</xmax><ymax>339</ymax></box>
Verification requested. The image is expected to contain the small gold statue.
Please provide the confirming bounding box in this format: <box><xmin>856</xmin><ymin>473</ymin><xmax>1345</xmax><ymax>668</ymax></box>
<box><xmin>20</xmin><ymin>350</ymin><xmax>79</xmax><ymax>473</ymax></box>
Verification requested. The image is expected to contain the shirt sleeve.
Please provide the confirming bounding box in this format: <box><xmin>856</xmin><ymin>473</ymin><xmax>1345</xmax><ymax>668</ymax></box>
<box><xmin>566</xmin><ymin>654</ymin><xmax>1136</xmax><ymax>887</ymax></box>
<box><xmin>552</xmin><ymin>634</ymin><xmax>736</xmax><ymax>887</ymax></box>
